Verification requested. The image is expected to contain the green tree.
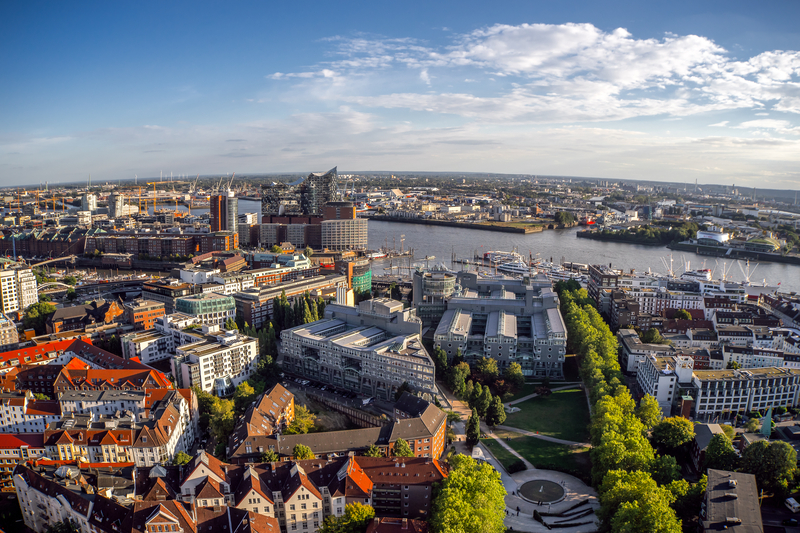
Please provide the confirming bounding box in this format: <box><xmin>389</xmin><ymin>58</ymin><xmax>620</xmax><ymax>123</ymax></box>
<box><xmin>720</xmin><ymin>424</ymin><xmax>735</xmax><ymax>441</ymax></box>
<box><xmin>466</xmin><ymin>409</ymin><xmax>480</xmax><ymax>446</ymax></box>
<box><xmin>740</xmin><ymin>440</ymin><xmax>797</xmax><ymax>495</ymax></box>
<box><xmin>650</xmin><ymin>417</ymin><xmax>695</xmax><ymax>450</ymax></box>
<box><xmin>394</xmin><ymin>381</ymin><xmax>412</xmax><ymax>401</ymax></box>
<box><xmin>319</xmin><ymin>502</ymin><xmax>375</xmax><ymax>533</ymax></box>
<box><xmin>649</xmin><ymin>454</ymin><xmax>681</xmax><ymax>485</ymax></box>
<box><xmin>476</xmin><ymin>387</ymin><xmax>492</xmax><ymax>418</ymax></box>
<box><xmin>599</xmin><ymin>469</ymin><xmax>680</xmax><ymax>533</ymax></box>
<box><xmin>271</xmin><ymin>245</ymin><xmax>283</xmax><ymax>253</ymax></box>
<box><xmin>284</xmin><ymin>404</ymin><xmax>316</xmax><ymax>434</ymax></box>
<box><xmin>39</xmin><ymin>293</ymin><xmax>51</xmax><ymax>302</ymax></box>
<box><xmin>45</xmin><ymin>520</ymin><xmax>78</xmax><ymax>533</ymax></box>
<box><xmin>209</xmin><ymin>398</ymin><xmax>235</xmax><ymax>446</ymax></box>
<box><xmin>293</xmin><ymin>444</ymin><xmax>314</xmax><ymax>460</ymax></box>
<box><xmin>192</xmin><ymin>386</ymin><xmax>216</xmax><ymax>431</ymax></box>
<box><xmin>432</xmin><ymin>345</ymin><xmax>448</xmax><ymax>375</ymax></box>
<box><xmin>23</xmin><ymin>301</ymin><xmax>57</xmax><ymax>335</ymax></box>
<box><xmin>726</xmin><ymin>360</ymin><xmax>741</xmax><ymax>370</ymax></box>
<box><xmin>447</xmin><ymin>362</ymin><xmax>470</xmax><ymax>396</ymax></box>
<box><xmin>668</xmin><ymin>475</ymin><xmax>707</xmax><ymax>527</ymax></box>
<box><xmin>485</xmin><ymin>395</ymin><xmax>507</xmax><ymax>427</ymax></box>
<box><xmin>640</xmin><ymin>328</ymin><xmax>667</xmax><ymax>344</ymax></box>
<box><xmin>33</xmin><ymin>392</ymin><xmax>50</xmax><ymax>400</ymax></box>
<box><xmin>703</xmin><ymin>433</ymin><xmax>738</xmax><ymax>471</ymax></box>
<box><xmin>463</xmin><ymin>380</ymin><xmax>474</xmax><ymax>403</ymax></box>
<box><xmin>172</xmin><ymin>451</ymin><xmax>192</xmax><ymax>466</ymax></box>
<box><xmin>745</xmin><ymin>418</ymin><xmax>761</xmax><ymax>433</ymax></box>
<box><xmin>445</xmin><ymin>410</ymin><xmax>462</xmax><ymax>424</ymax></box>
<box><xmin>674</xmin><ymin>309</ymin><xmax>692</xmax><ymax>320</ymax></box>
<box><xmin>233</xmin><ymin>382</ymin><xmax>258</xmax><ymax>415</ymax></box>
<box><xmin>470</xmin><ymin>382</ymin><xmax>483</xmax><ymax>409</ymax></box>
<box><xmin>303</xmin><ymin>300</ymin><xmax>314</xmax><ymax>324</ymax></box>
<box><xmin>635</xmin><ymin>395</ymin><xmax>662</xmax><ymax>430</ymax></box>
<box><xmin>503</xmin><ymin>362</ymin><xmax>525</xmax><ymax>391</ymax></box>
<box><xmin>554</xmin><ymin>211</ymin><xmax>576</xmax><ymax>226</ymax></box>
<box><xmin>392</xmin><ymin>438</ymin><xmax>414</xmax><ymax>457</ymax></box>
<box><xmin>261</xmin><ymin>450</ymin><xmax>279</xmax><ymax>462</ymax></box>
<box><xmin>304</xmin><ymin>246</ymin><xmax>314</xmax><ymax>258</ymax></box>
<box><xmin>476</xmin><ymin>356</ymin><xmax>499</xmax><ymax>382</ymax></box>
<box><xmin>363</xmin><ymin>444</ymin><xmax>383</xmax><ymax>457</ymax></box>
<box><xmin>63</xmin><ymin>275</ymin><xmax>77</xmax><ymax>285</ymax></box>
<box><xmin>224</xmin><ymin>317</ymin><xmax>239</xmax><ymax>330</ymax></box>
<box><xmin>66</xmin><ymin>288</ymin><xmax>77</xmax><ymax>301</ymax></box>
<box><xmin>430</xmin><ymin>454</ymin><xmax>506</xmax><ymax>533</ymax></box>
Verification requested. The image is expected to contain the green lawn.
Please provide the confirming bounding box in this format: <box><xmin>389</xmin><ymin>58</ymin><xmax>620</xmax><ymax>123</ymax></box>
<box><xmin>496</xmin><ymin>431</ymin><xmax>592</xmax><ymax>485</ymax></box>
<box><xmin>481</xmin><ymin>437</ymin><xmax>521</xmax><ymax>472</ymax></box>
<box><xmin>503</xmin><ymin>388</ymin><xmax>590</xmax><ymax>442</ymax></box>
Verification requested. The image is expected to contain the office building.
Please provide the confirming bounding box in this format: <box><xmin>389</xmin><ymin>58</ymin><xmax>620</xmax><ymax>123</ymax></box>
<box><xmin>175</xmin><ymin>292</ymin><xmax>236</xmax><ymax>326</ymax></box>
<box><xmin>281</xmin><ymin>298</ymin><xmax>436</xmax><ymax>399</ymax></box>
<box><xmin>80</xmin><ymin>193</ymin><xmax>97</xmax><ymax>213</ymax></box>
<box><xmin>211</xmin><ymin>190</ymin><xmax>238</xmax><ymax>232</ymax></box>
<box><xmin>617</xmin><ymin>328</ymin><xmax>676</xmax><ymax>373</ymax></box>
<box><xmin>335</xmin><ymin>258</ymin><xmax>371</xmax><ymax>293</ymax></box>
<box><xmin>123</xmin><ymin>299</ymin><xmax>166</xmax><ymax>331</ymax></box>
<box><xmin>411</xmin><ymin>267</ymin><xmax>458</xmax><ymax>327</ymax></box>
<box><xmin>434</xmin><ymin>273</ymin><xmax>567</xmax><ymax>378</ymax></box>
<box><xmin>142</xmin><ymin>279</ymin><xmax>202</xmax><ymax>314</ymax></box>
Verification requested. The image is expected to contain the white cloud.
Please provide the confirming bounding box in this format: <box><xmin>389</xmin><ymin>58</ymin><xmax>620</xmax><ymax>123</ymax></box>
<box><xmin>420</xmin><ymin>68</ymin><xmax>431</xmax><ymax>85</ymax></box>
<box><xmin>709</xmin><ymin>121</ymin><xmax>729</xmax><ymax>127</ymax></box>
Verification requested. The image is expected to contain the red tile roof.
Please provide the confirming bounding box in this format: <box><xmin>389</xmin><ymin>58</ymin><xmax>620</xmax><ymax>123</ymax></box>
<box><xmin>0</xmin><ymin>433</ymin><xmax>44</xmax><ymax>449</ymax></box>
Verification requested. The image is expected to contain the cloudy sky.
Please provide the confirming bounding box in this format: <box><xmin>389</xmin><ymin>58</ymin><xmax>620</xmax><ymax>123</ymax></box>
<box><xmin>2</xmin><ymin>1</ymin><xmax>799</xmax><ymax>187</ymax></box>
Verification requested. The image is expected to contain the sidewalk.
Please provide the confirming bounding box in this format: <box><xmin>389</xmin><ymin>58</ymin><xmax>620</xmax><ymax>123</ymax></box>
<box><xmin>495</xmin><ymin>425</ymin><xmax>591</xmax><ymax>447</ymax></box>
<box><xmin>506</xmin><ymin>383</ymin><xmax>583</xmax><ymax>406</ymax></box>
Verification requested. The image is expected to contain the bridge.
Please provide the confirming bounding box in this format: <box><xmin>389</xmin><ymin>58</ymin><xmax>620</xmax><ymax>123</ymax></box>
<box><xmin>38</xmin><ymin>282</ymin><xmax>76</xmax><ymax>291</ymax></box>
<box><xmin>29</xmin><ymin>255</ymin><xmax>77</xmax><ymax>268</ymax></box>
<box><xmin>41</xmin><ymin>279</ymin><xmax>148</xmax><ymax>299</ymax></box>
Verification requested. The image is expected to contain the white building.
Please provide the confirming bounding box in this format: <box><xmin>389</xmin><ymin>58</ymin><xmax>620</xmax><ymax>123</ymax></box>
<box><xmin>320</xmin><ymin>218</ymin><xmax>368</xmax><ymax>250</ymax></box>
<box><xmin>617</xmin><ymin>329</ymin><xmax>676</xmax><ymax>373</ymax></box>
<box><xmin>211</xmin><ymin>272</ymin><xmax>256</xmax><ymax>295</ymax></box>
<box><xmin>0</xmin><ymin>264</ymin><xmax>37</xmax><ymax>315</ymax></box>
<box><xmin>0</xmin><ymin>392</ymin><xmax>61</xmax><ymax>432</ymax></box>
<box><xmin>172</xmin><ymin>325</ymin><xmax>259</xmax><ymax>395</ymax></box>
<box><xmin>636</xmin><ymin>355</ymin><xmax>695</xmax><ymax>416</ymax></box>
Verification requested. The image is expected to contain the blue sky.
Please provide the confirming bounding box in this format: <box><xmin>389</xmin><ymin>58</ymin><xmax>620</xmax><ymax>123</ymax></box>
<box><xmin>2</xmin><ymin>1</ymin><xmax>799</xmax><ymax>187</ymax></box>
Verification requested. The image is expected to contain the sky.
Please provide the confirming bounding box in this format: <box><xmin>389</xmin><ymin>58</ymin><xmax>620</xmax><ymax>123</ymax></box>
<box><xmin>1</xmin><ymin>1</ymin><xmax>799</xmax><ymax>188</ymax></box>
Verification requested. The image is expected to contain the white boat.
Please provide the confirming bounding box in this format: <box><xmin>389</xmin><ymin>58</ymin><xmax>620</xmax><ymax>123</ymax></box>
<box><xmin>365</xmin><ymin>251</ymin><xmax>387</xmax><ymax>259</ymax></box>
<box><xmin>497</xmin><ymin>260</ymin><xmax>535</xmax><ymax>276</ymax></box>
<box><xmin>483</xmin><ymin>250</ymin><xmax>522</xmax><ymax>264</ymax></box>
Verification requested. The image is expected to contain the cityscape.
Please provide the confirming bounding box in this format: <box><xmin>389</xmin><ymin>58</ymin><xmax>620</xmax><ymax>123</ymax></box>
<box><xmin>2</xmin><ymin>2</ymin><xmax>800</xmax><ymax>533</ymax></box>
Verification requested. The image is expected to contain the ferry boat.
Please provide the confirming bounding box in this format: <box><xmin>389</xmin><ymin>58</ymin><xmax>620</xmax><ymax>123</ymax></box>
<box><xmin>365</xmin><ymin>250</ymin><xmax>388</xmax><ymax>259</ymax></box>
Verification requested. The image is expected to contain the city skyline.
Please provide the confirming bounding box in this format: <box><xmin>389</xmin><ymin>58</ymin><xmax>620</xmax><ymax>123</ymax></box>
<box><xmin>2</xmin><ymin>1</ymin><xmax>799</xmax><ymax>186</ymax></box>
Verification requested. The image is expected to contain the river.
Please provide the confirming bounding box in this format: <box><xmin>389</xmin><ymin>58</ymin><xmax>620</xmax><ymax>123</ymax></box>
<box><xmin>366</xmin><ymin>220</ymin><xmax>800</xmax><ymax>294</ymax></box>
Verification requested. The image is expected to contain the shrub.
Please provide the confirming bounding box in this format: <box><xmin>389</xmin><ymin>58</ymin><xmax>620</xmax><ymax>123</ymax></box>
<box><xmin>507</xmin><ymin>460</ymin><xmax>527</xmax><ymax>473</ymax></box>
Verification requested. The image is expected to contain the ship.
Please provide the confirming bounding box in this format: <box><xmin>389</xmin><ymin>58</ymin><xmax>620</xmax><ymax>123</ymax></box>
<box><xmin>365</xmin><ymin>250</ymin><xmax>388</xmax><ymax>259</ymax></box>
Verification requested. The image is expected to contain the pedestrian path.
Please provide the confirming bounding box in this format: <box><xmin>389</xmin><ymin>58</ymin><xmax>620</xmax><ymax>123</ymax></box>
<box><xmin>506</xmin><ymin>383</ymin><xmax>583</xmax><ymax>406</ymax></box>
<box><xmin>483</xmin><ymin>428</ymin><xmax>534</xmax><ymax>470</ymax></box>
<box><xmin>478</xmin><ymin>441</ymin><xmax>599</xmax><ymax>532</ymax></box>
<box><xmin>496</xmin><ymin>425</ymin><xmax>590</xmax><ymax>447</ymax></box>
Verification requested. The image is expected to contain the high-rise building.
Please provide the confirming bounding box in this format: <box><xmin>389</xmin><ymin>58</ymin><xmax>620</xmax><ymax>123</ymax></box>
<box><xmin>211</xmin><ymin>190</ymin><xmax>237</xmax><ymax>232</ymax></box>
<box><xmin>262</xmin><ymin>167</ymin><xmax>337</xmax><ymax>216</ymax></box>
<box><xmin>108</xmin><ymin>192</ymin><xmax>124</xmax><ymax>218</ymax></box>
<box><xmin>80</xmin><ymin>193</ymin><xmax>97</xmax><ymax>213</ymax></box>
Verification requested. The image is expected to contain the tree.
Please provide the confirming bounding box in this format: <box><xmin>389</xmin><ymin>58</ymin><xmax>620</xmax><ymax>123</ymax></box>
<box><xmin>668</xmin><ymin>475</ymin><xmax>707</xmax><ymax>527</ymax></box>
<box><xmin>649</xmin><ymin>454</ymin><xmax>681</xmax><ymax>485</ymax></box>
<box><xmin>304</xmin><ymin>246</ymin><xmax>314</xmax><ymax>258</ymax></box>
<box><xmin>33</xmin><ymin>392</ymin><xmax>50</xmax><ymax>400</ymax></box>
<box><xmin>192</xmin><ymin>386</ymin><xmax>216</xmax><ymax>431</ymax></box>
<box><xmin>172</xmin><ymin>451</ymin><xmax>192</xmax><ymax>466</ymax></box>
<box><xmin>651</xmin><ymin>417</ymin><xmax>695</xmax><ymax>450</ymax></box>
<box><xmin>554</xmin><ymin>211</ymin><xmax>576</xmax><ymax>226</ymax></box>
<box><xmin>430</xmin><ymin>454</ymin><xmax>506</xmax><ymax>533</ymax></box>
<box><xmin>726</xmin><ymin>361</ymin><xmax>741</xmax><ymax>370</ymax></box>
<box><xmin>66</xmin><ymin>288</ymin><xmax>77</xmax><ymax>301</ymax></box>
<box><xmin>703</xmin><ymin>434</ymin><xmax>738</xmax><ymax>471</ymax></box>
<box><xmin>432</xmin><ymin>345</ymin><xmax>448</xmax><ymax>375</ymax></box>
<box><xmin>394</xmin><ymin>381</ymin><xmax>412</xmax><ymax>401</ymax></box>
<box><xmin>635</xmin><ymin>395</ymin><xmax>662</xmax><ymax>430</ymax></box>
<box><xmin>720</xmin><ymin>424</ymin><xmax>735</xmax><ymax>441</ymax></box>
<box><xmin>741</xmin><ymin>440</ymin><xmax>797</xmax><ymax>494</ymax></box>
<box><xmin>445</xmin><ymin>410</ymin><xmax>462</xmax><ymax>423</ymax></box>
<box><xmin>261</xmin><ymin>450</ymin><xmax>279</xmax><ymax>462</ymax></box>
<box><xmin>23</xmin><ymin>301</ymin><xmax>56</xmax><ymax>335</ymax></box>
<box><xmin>392</xmin><ymin>438</ymin><xmax>414</xmax><ymax>457</ymax></box>
<box><xmin>285</xmin><ymin>404</ymin><xmax>316</xmax><ymax>434</ymax></box>
<box><xmin>63</xmin><ymin>275</ymin><xmax>77</xmax><ymax>285</ymax></box>
<box><xmin>39</xmin><ymin>293</ymin><xmax>51</xmax><ymax>302</ymax></box>
<box><xmin>363</xmin><ymin>444</ymin><xmax>383</xmax><ymax>457</ymax></box>
<box><xmin>466</xmin><ymin>409</ymin><xmax>480</xmax><ymax>446</ymax></box>
<box><xmin>745</xmin><ymin>418</ymin><xmax>761</xmax><ymax>433</ymax></box>
<box><xmin>224</xmin><ymin>317</ymin><xmax>238</xmax><ymax>331</ymax></box>
<box><xmin>640</xmin><ymin>328</ymin><xmax>667</xmax><ymax>345</ymax></box>
<box><xmin>270</xmin><ymin>245</ymin><xmax>283</xmax><ymax>253</ymax></box>
<box><xmin>485</xmin><ymin>395</ymin><xmax>507</xmax><ymax>427</ymax></box>
<box><xmin>475</xmin><ymin>387</ymin><xmax>492</xmax><ymax>418</ymax></box>
<box><xmin>674</xmin><ymin>309</ymin><xmax>692</xmax><ymax>320</ymax></box>
<box><xmin>503</xmin><ymin>362</ymin><xmax>525</xmax><ymax>391</ymax></box>
<box><xmin>599</xmin><ymin>469</ymin><xmax>681</xmax><ymax>533</ymax></box>
<box><xmin>293</xmin><ymin>444</ymin><xmax>314</xmax><ymax>460</ymax></box>
<box><xmin>46</xmin><ymin>520</ymin><xmax>78</xmax><ymax>533</ymax></box>
<box><xmin>233</xmin><ymin>382</ymin><xmax>258</xmax><ymax>415</ymax></box>
<box><xmin>209</xmin><ymin>398</ymin><xmax>235</xmax><ymax>446</ymax></box>
<box><xmin>470</xmin><ymin>382</ymin><xmax>483</xmax><ymax>409</ymax></box>
<box><xmin>463</xmin><ymin>380</ymin><xmax>474</xmax><ymax>403</ymax></box>
<box><xmin>475</xmin><ymin>356</ymin><xmax>499</xmax><ymax>382</ymax></box>
<box><xmin>447</xmin><ymin>362</ymin><xmax>470</xmax><ymax>396</ymax></box>
<box><xmin>319</xmin><ymin>502</ymin><xmax>375</xmax><ymax>533</ymax></box>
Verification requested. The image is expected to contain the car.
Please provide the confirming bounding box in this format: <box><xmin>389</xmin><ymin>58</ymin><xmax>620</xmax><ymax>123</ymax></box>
<box><xmin>783</xmin><ymin>518</ymin><xmax>799</xmax><ymax>526</ymax></box>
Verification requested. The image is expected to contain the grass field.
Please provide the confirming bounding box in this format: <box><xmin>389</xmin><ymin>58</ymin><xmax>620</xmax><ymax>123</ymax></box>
<box><xmin>503</xmin><ymin>388</ymin><xmax>590</xmax><ymax>442</ymax></box>
<box><xmin>495</xmin><ymin>431</ymin><xmax>592</xmax><ymax>485</ymax></box>
<box><xmin>481</xmin><ymin>438</ymin><xmax>522</xmax><ymax>472</ymax></box>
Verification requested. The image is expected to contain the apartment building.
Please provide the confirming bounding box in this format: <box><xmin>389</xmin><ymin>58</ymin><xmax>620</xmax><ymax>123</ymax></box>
<box><xmin>281</xmin><ymin>298</ymin><xmax>436</xmax><ymax>400</ymax></box>
<box><xmin>172</xmin><ymin>326</ymin><xmax>258</xmax><ymax>395</ymax></box>
<box><xmin>0</xmin><ymin>264</ymin><xmax>38</xmax><ymax>316</ymax></box>
<box><xmin>227</xmin><ymin>384</ymin><xmax>296</xmax><ymax>462</ymax></box>
<box><xmin>617</xmin><ymin>329</ymin><xmax>676</xmax><ymax>373</ymax></box>
<box><xmin>693</xmin><ymin>366</ymin><xmax>800</xmax><ymax>421</ymax></box>
<box><xmin>434</xmin><ymin>272</ymin><xmax>567</xmax><ymax>378</ymax></box>
<box><xmin>0</xmin><ymin>313</ymin><xmax>19</xmax><ymax>350</ymax></box>
<box><xmin>0</xmin><ymin>391</ymin><xmax>61</xmax><ymax>432</ymax></box>
<box><xmin>0</xmin><ymin>434</ymin><xmax>45</xmax><ymax>489</ymax></box>
<box><xmin>636</xmin><ymin>355</ymin><xmax>695</xmax><ymax>415</ymax></box>
<box><xmin>142</xmin><ymin>279</ymin><xmax>202</xmax><ymax>314</ymax></box>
